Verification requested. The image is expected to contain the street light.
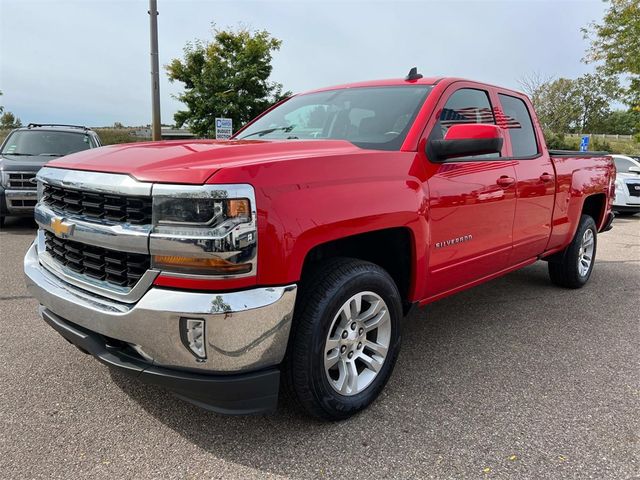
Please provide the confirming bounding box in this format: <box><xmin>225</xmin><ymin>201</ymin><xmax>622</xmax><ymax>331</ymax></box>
<box><xmin>148</xmin><ymin>0</ymin><xmax>161</xmax><ymax>141</ymax></box>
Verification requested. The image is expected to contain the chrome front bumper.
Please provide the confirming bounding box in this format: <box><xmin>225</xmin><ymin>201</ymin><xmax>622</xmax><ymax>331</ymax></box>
<box><xmin>24</xmin><ymin>242</ymin><xmax>297</xmax><ymax>373</ymax></box>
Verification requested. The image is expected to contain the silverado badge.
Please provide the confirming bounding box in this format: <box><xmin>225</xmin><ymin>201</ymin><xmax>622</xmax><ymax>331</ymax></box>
<box><xmin>435</xmin><ymin>234</ymin><xmax>473</xmax><ymax>249</ymax></box>
<box><xmin>50</xmin><ymin>217</ymin><xmax>75</xmax><ymax>238</ymax></box>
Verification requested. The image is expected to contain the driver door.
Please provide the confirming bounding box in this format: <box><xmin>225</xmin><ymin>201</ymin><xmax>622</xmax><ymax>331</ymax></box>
<box><xmin>424</xmin><ymin>86</ymin><xmax>517</xmax><ymax>298</ymax></box>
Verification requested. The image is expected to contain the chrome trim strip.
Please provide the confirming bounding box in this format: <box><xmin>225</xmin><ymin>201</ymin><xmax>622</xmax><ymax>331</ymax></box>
<box><xmin>37</xmin><ymin>166</ymin><xmax>152</xmax><ymax>196</ymax></box>
<box><xmin>34</xmin><ymin>202</ymin><xmax>151</xmax><ymax>254</ymax></box>
<box><xmin>36</xmin><ymin>230</ymin><xmax>159</xmax><ymax>303</ymax></box>
<box><xmin>152</xmin><ymin>183</ymin><xmax>255</xmax><ymax>200</ymax></box>
<box><xmin>5</xmin><ymin>190</ymin><xmax>37</xmax><ymax>198</ymax></box>
<box><xmin>25</xmin><ymin>242</ymin><xmax>296</xmax><ymax>372</ymax></box>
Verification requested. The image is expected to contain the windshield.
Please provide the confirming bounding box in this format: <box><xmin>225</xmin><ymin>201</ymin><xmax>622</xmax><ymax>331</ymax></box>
<box><xmin>236</xmin><ymin>86</ymin><xmax>432</xmax><ymax>151</ymax></box>
<box><xmin>1</xmin><ymin>130</ymin><xmax>93</xmax><ymax>156</ymax></box>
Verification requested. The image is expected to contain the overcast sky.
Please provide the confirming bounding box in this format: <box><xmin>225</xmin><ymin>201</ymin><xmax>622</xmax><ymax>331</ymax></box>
<box><xmin>0</xmin><ymin>0</ymin><xmax>607</xmax><ymax>127</ymax></box>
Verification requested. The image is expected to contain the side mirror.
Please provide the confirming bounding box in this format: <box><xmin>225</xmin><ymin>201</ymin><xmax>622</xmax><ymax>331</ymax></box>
<box><xmin>428</xmin><ymin>123</ymin><xmax>504</xmax><ymax>162</ymax></box>
<box><xmin>628</xmin><ymin>166</ymin><xmax>640</xmax><ymax>174</ymax></box>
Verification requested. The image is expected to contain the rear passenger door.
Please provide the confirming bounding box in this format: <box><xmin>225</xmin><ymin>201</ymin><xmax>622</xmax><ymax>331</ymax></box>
<box><xmin>425</xmin><ymin>86</ymin><xmax>517</xmax><ymax>298</ymax></box>
<box><xmin>497</xmin><ymin>93</ymin><xmax>555</xmax><ymax>263</ymax></box>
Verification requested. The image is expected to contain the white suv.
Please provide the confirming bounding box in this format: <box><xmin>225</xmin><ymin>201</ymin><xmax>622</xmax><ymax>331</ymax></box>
<box><xmin>612</xmin><ymin>154</ymin><xmax>640</xmax><ymax>215</ymax></box>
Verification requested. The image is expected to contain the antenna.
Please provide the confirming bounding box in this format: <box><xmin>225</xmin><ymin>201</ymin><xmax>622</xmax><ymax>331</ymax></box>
<box><xmin>405</xmin><ymin>67</ymin><xmax>423</xmax><ymax>81</ymax></box>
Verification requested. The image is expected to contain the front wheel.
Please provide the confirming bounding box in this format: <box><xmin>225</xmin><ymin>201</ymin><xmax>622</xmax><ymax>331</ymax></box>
<box><xmin>285</xmin><ymin>258</ymin><xmax>402</xmax><ymax>420</ymax></box>
<box><xmin>548</xmin><ymin>214</ymin><xmax>597</xmax><ymax>288</ymax></box>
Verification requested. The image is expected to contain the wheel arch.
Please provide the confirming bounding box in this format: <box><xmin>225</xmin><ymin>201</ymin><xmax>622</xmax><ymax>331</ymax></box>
<box><xmin>581</xmin><ymin>193</ymin><xmax>607</xmax><ymax>230</ymax></box>
<box><xmin>298</xmin><ymin>227</ymin><xmax>419</xmax><ymax>312</ymax></box>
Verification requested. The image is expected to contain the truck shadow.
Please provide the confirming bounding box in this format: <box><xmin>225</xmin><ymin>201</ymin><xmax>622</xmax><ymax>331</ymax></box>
<box><xmin>0</xmin><ymin>217</ymin><xmax>38</xmax><ymax>235</ymax></box>
<box><xmin>108</xmin><ymin>257</ymin><xmax>637</xmax><ymax>477</ymax></box>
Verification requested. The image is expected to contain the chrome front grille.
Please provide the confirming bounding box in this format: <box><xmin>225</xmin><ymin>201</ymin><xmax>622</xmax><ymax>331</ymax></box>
<box><xmin>43</xmin><ymin>183</ymin><xmax>152</xmax><ymax>224</ymax></box>
<box><xmin>8</xmin><ymin>198</ymin><xmax>37</xmax><ymax>208</ymax></box>
<box><xmin>44</xmin><ymin>230</ymin><xmax>150</xmax><ymax>288</ymax></box>
<box><xmin>8</xmin><ymin>172</ymin><xmax>37</xmax><ymax>189</ymax></box>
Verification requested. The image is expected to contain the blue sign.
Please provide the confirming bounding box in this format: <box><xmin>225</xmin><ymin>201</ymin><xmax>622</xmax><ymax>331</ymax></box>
<box><xmin>580</xmin><ymin>135</ymin><xmax>590</xmax><ymax>152</ymax></box>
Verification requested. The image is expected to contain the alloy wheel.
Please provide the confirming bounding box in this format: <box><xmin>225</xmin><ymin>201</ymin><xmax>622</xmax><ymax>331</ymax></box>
<box><xmin>323</xmin><ymin>291</ymin><xmax>391</xmax><ymax>396</ymax></box>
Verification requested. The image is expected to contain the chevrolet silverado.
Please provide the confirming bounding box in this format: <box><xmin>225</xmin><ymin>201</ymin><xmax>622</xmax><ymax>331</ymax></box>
<box><xmin>24</xmin><ymin>71</ymin><xmax>615</xmax><ymax>420</ymax></box>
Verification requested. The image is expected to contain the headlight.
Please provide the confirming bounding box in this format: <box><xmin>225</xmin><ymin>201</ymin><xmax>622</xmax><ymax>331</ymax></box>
<box><xmin>0</xmin><ymin>171</ymin><xmax>8</xmax><ymax>188</ymax></box>
<box><xmin>615</xmin><ymin>179</ymin><xmax>624</xmax><ymax>190</ymax></box>
<box><xmin>150</xmin><ymin>184</ymin><xmax>257</xmax><ymax>277</ymax></box>
<box><xmin>154</xmin><ymin>196</ymin><xmax>250</xmax><ymax>227</ymax></box>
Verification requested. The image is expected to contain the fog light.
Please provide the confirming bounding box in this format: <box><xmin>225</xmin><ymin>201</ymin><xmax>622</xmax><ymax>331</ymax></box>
<box><xmin>180</xmin><ymin>318</ymin><xmax>206</xmax><ymax>360</ymax></box>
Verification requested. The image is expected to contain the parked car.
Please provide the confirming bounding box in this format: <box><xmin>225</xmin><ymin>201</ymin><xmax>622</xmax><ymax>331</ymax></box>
<box><xmin>0</xmin><ymin>124</ymin><xmax>102</xmax><ymax>226</ymax></box>
<box><xmin>24</xmin><ymin>72</ymin><xmax>615</xmax><ymax>420</ymax></box>
<box><xmin>612</xmin><ymin>154</ymin><xmax>640</xmax><ymax>215</ymax></box>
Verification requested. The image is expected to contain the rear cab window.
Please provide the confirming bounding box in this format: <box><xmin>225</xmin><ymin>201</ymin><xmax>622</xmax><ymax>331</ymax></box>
<box><xmin>498</xmin><ymin>94</ymin><xmax>539</xmax><ymax>157</ymax></box>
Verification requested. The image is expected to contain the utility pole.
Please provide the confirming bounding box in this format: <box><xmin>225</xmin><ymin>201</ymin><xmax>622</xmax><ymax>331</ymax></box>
<box><xmin>148</xmin><ymin>0</ymin><xmax>161</xmax><ymax>141</ymax></box>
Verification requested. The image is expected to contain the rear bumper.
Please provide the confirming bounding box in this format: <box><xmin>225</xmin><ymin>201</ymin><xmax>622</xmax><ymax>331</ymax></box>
<box><xmin>612</xmin><ymin>205</ymin><xmax>640</xmax><ymax>214</ymax></box>
<box><xmin>41</xmin><ymin>307</ymin><xmax>280</xmax><ymax>414</ymax></box>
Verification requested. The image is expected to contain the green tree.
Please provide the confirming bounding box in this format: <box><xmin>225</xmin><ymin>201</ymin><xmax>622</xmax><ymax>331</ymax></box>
<box><xmin>166</xmin><ymin>26</ymin><xmax>289</xmax><ymax>137</ymax></box>
<box><xmin>591</xmin><ymin>109</ymin><xmax>640</xmax><ymax>134</ymax></box>
<box><xmin>522</xmin><ymin>74</ymin><xmax>619</xmax><ymax>133</ymax></box>
<box><xmin>0</xmin><ymin>112</ymin><xmax>22</xmax><ymax>129</ymax></box>
<box><xmin>529</xmin><ymin>77</ymin><xmax>582</xmax><ymax>133</ymax></box>
<box><xmin>574</xmin><ymin>73</ymin><xmax>621</xmax><ymax>132</ymax></box>
<box><xmin>0</xmin><ymin>90</ymin><xmax>4</xmax><ymax>114</ymax></box>
<box><xmin>583</xmin><ymin>0</ymin><xmax>640</xmax><ymax>108</ymax></box>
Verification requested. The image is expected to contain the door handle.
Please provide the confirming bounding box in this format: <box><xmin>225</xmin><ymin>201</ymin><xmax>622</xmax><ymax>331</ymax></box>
<box><xmin>497</xmin><ymin>176</ymin><xmax>515</xmax><ymax>187</ymax></box>
<box><xmin>539</xmin><ymin>172</ymin><xmax>554</xmax><ymax>182</ymax></box>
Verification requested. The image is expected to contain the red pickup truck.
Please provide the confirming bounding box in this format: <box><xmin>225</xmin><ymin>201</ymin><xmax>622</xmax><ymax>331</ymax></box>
<box><xmin>24</xmin><ymin>72</ymin><xmax>615</xmax><ymax>420</ymax></box>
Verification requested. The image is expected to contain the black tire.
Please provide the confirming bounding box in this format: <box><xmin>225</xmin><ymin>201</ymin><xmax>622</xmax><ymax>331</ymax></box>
<box><xmin>548</xmin><ymin>214</ymin><xmax>597</xmax><ymax>288</ymax></box>
<box><xmin>284</xmin><ymin>258</ymin><xmax>402</xmax><ymax>420</ymax></box>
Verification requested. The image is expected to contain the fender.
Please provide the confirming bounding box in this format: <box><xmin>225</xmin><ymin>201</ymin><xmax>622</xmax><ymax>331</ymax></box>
<box><xmin>209</xmin><ymin>148</ymin><xmax>429</xmax><ymax>297</ymax></box>
<box><xmin>545</xmin><ymin>154</ymin><xmax>613</xmax><ymax>253</ymax></box>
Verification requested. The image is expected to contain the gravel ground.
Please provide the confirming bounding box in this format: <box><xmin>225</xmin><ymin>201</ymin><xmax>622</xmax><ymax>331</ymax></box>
<box><xmin>0</xmin><ymin>215</ymin><xmax>638</xmax><ymax>479</ymax></box>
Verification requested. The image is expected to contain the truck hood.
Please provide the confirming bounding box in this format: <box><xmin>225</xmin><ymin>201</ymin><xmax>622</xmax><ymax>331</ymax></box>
<box><xmin>1</xmin><ymin>153</ymin><xmax>55</xmax><ymax>168</ymax></box>
<box><xmin>45</xmin><ymin>139</ymin><xmax>364</xmax><ymax>184</ymax></box>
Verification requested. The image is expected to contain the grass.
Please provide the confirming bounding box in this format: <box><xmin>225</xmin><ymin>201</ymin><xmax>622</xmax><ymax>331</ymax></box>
<box><xmin>553</xmin><ymin>134</ymin><xmax>640</xmax><ymax>155</ymax></box>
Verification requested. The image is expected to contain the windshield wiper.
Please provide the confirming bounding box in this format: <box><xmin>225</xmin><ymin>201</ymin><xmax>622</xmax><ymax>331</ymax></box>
<box><xmin>1</xmin><ymin>152</ymin><xmax>32</xmax><ymax>156</ymax></box>
<box><xmin>38</xmin><ymin>153</ymin><xmax>63</xmax><ymax>157</ymax></box>
<box><xmin>239</xmin><ymin>125</ymin><xmax>296</xmax><ymax>139</ymax></box>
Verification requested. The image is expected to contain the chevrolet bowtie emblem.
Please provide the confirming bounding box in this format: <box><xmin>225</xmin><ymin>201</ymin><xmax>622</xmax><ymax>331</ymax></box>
<box><xmin>50</xmin><ymin>217</ymin><xmax>74</xmax><ymax>238</ymax></box>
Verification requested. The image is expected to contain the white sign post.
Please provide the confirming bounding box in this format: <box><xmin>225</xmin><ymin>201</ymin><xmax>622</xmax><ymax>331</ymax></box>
<box><xmin>215</xmin><ymin>117</ymin><xmax>233</xmax><ymax>140</ymax></box>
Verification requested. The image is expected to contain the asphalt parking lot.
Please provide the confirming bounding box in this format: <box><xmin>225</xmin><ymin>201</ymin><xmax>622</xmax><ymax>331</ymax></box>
<box><xmin>0</xmin><ymin>216</ymin><xmax>638</xmax><ymax>479</ymax></box>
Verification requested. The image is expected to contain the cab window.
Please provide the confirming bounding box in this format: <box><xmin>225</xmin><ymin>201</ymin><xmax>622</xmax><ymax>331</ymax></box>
<box><xmin>498</xmin><ymin>94</ymin><xmax>538</xmax><ymax>157</ymax></box>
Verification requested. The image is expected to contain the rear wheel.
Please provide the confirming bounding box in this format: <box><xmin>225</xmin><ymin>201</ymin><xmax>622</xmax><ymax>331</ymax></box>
<box><xmin>285</xmin><ymin>258</ymin><xmax>402</xmax><ymax>420</ymax></box>
<box><xmin>548</xmin><ymin>214</ymin><xmax>597</xmax><ymax>288</ymax></box>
